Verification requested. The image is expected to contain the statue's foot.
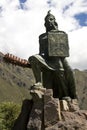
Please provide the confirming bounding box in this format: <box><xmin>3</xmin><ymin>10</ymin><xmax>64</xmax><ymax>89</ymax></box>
<box><xmin>30</xmin><ymin>82</ymin><xmax>44</xmax><ymax>90</ymax></box>
<box><xmin>62</xmin><ymin>96</ymin><xmax>71</xmax><ymax>102</ymax></box>
<box><xmin>29</xmin><ymin>82</ymin><xmax>46</xmax><ymax>100</ymax></box>
<box><xmin>61</xmin><ymin>97</ymin><xmax>79</xmax><ymax>111</ymax></box>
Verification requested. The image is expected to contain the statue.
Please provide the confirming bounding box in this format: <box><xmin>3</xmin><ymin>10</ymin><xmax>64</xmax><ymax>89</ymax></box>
<box><xmin>29</xmin><ymin>11</ymin><xmax>77</xmax><ymax>99</ymax></box>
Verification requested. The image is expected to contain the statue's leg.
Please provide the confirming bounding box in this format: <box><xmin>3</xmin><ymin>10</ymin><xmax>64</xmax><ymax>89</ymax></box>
<box><xmin>42</xmin><ymin>70</ymin><xmax>53</xmax><ymax>89</ymax></box>
<box><xmin>62</xmin><ymin>59</ymin><xmax>77</xmax><ymax>99</ymax></box>
<box><xmin>29</xmin><ymin>55</ymin><xmax>54</xmax><ymax>83</ymax></box>
<box><xmin>52</xmin><ymin>70</ymin><xmax>69</xmax><ymax>99</ymax></box>
<box><xmin>29</xmin><ymin>56</ymin><xmax>42</xmax><ymax>83</ymax></box>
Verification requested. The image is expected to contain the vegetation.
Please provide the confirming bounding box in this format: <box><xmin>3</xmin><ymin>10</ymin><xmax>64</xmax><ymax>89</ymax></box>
<box><xmin>0</xmin><ymin>102</ymin><xmax>21</xmax><ymax>130</ymax></box>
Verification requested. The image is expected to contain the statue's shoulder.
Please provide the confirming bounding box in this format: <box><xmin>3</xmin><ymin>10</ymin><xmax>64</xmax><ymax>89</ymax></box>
<box><xmin>49</xmin><ymin>30</ymin><xmax>67</xmax><ymax>35</ymax></box>
<box><xmin>57</xmin><ymin>30</ymin><xmax>68</xmax><ymax>35</ymax></box>
<box><xmin>58</xmin><ymin>30</ymin><xmax>67</xmax><ymax>34</ymax></box>
<box><xmin>39</xmin><ymin>31</ymin><xmax>68</xmax><ymax>40</ymax></box>
<box><xmin>39</xmin><ymin>33</ymin><xmax>48</xmax><ymax>42</ymax></box>
<box><xmin>39</xmin><ymin>33</ymin><xmax>47</xmax><ymax>39</ymax></box>
<box><xmin>39</xmin><ymin>31</ymin><xmax>67</xmax><ymax>36</ymax></box>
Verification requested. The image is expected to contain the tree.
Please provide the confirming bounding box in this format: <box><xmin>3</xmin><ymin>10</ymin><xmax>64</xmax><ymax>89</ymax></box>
<box><xmin>0</xmin><ymin>102</ymin><xmax>21</xmax><ymax>130</ymax></box>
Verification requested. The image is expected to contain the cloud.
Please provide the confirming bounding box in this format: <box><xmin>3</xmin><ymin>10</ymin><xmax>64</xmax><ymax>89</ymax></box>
<box><xmin>68</xmin><ymin>27</ymin><xmax>87</xmax><ymax>69</ymax></box>
<box><xmin>0</xmin><ymin>0</ymin><xmax>87</xmax><ymax>70</ymax></box>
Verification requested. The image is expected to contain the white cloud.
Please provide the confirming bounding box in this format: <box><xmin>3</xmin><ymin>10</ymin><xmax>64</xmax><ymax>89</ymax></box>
<box><xmin>68</xmin><ymin>27</ymin><xmax>87</xmax><ymax>70</ymax></box>
<box><xmin>0</xmin><ymin>0</ymin><xmax>87</xmax><ymax>70</ymax></box>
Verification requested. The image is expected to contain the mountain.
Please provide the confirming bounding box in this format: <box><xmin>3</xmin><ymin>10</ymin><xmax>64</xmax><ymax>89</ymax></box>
<box><xmin>0</xmin><ymin>52</ymin><xmax>87</xmax><ymax>109</ymax></box>
<box><xmin>74</xmin><ymin>69</ymin><xmax>87</xmax><ymax>109</ymax></box>
<box><xmin>0</xmin><ymin>52</ymin><xmax>35</xmax><ymax>103</ymax></box>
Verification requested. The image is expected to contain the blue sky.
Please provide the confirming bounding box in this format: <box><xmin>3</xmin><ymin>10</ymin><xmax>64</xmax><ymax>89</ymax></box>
<box><xmin>74</xmin><ymin>13</ymin><xmax>87</xmax><ymax>26</ymax></box>
<box><xmin>19</xmin><ymin>0</ymin><xmax>27</xmax><ymax>3</ymax></box>
<box><xmin>0</xmin><ymin>0</ymin><xmax>87</xmax><ymax>70</ymax></box>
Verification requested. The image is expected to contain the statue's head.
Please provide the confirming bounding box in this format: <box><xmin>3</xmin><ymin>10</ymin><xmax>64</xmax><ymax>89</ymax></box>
<box><xmin>44</xmin><ymin>10</ymin><xmax>58</xmax><ymax>32</ymax></box>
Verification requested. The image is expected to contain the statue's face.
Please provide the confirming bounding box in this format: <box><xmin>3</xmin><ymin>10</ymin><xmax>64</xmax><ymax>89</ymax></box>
<box><xmin>45</xmin><ymin>15</ymin><xmax>58</xmax><ymax>32</ymax></box>
<box><xmin>46</xmin><ymin>16</ymin><xmax>55</xmax><ymax>27</ymax></box>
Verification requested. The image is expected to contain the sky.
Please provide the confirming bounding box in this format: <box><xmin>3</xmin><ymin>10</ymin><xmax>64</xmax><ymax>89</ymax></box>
<box><xmin>0</xmin><ymin>0</ymin><xmax>87</xmax><ymax>70</ymax></box>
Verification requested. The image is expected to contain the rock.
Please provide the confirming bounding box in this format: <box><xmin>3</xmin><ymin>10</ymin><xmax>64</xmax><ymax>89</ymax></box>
<box><xmin>60</xmin><ymin>110</ymin><xmax>87</xmax><ymax>130</ymax></box>
<box><xmin>12</xmin><ymin>99</ymin><xmax>33</xmax><ymax>130</ymax></box>
<box><xmin>60</xmin><ymin>97</ymin><xmax>79</xmax><ymax>112</ymax></box>
<box><xmin>60</xmin><ymin>100</ymin><xmax>69</xmax><ymax>111</ymax></box>
<box><xmin>27</xmin><ymin>83</ymin><xmax>45</xmax><ymax>130</ymax></box>
<box><xmin>46</xmin><ymin>111</ymin><xmax>87</xmax><ymax>130</ymax></box>
<box><xmin>44</xmin><ymin>90</ymin><xmax>87</xmax><ymax>130</ymax></box>
<box><xmin>27</xmin><ymin>98</ymin><xmax>44</xmax><ymax>130</ymax></box>
<box><xmin>69</xmin><ymin>99</ymin><xmax>80</xmax><ymax>111</ymax></box>
<box><xmin>44</xmin><ymin>89</ymin><xmax>61</xmax><ymax>128</ymax></box>
<box><xmin>13</xmin><ymin>89</ymin><xmax>87</xmax><ymax>130</ymax></box>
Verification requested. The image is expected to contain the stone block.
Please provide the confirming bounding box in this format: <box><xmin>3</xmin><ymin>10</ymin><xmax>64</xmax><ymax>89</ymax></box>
<box><xmin>27</xmin><ymin>98</ymin><xmax>44</xmax><ymax>130</ymax></box>
<box><xmin>44</xmin><ymin>89</ymin><xmax>61</xmax><ymax>128</ymax></box>
<box><xmin>69</xmin><ymin>99</ymin><xmax>80</xmax><ymax>112</ymax></box>
<box><xmin>60</xmin><ymin>100</ymin><xmax>69</xmax><ymax>111</ymax></box>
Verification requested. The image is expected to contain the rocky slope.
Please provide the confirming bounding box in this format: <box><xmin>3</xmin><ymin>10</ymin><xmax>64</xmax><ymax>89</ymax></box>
<box><xmin>0</xmin><ymin>52</ymin><xmax>87</xmax><ymax>109</ymax></box>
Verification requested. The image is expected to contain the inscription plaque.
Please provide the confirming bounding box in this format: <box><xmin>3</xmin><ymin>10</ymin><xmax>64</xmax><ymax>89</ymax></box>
<box><xmin>48</xmin><ymin>31</ymin><xmax>69</xmax><ymax>57</ymax></box>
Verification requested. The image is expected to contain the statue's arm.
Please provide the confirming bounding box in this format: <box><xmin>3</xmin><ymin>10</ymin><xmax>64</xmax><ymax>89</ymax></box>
<box><xmin>39</xmin><ymin>35</ymin><xmax>45</xmax><ymax>57</ymax></box>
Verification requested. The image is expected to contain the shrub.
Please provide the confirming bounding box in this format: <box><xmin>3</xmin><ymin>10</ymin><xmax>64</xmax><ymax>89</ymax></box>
<box><xmin>0</xmin><ymin>102</ymin><xmax>21</xmax><ymax>130</ymax></box>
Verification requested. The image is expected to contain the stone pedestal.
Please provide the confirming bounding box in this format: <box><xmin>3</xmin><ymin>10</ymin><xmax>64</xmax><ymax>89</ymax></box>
<box><xmin>27</xmin><ymin>83</ymin><xmax>45</xmax><ymax>130</ymax></box>
<box><xmin>12</xmin><ymin>88</ymin><xmax>87</xmax><ymax>130</ymax></box>
<box><xmin>27</xmin><ymin>98</ymin><xmax>44</xmax><ymax>130</ymax></box>
<box><xmin>27</xmin><ymin>88</ymin><xmax>62</xmax><ymax>130</ymax></box>
<box><xmin>44</xmin><ymin>89</ymin><xmax>61</xmax><ymax>128</ymax></box>
<box><xmin>26</xmin><ymin>88</ymin><xmax>87</xmax><ymax>130</ymax></box>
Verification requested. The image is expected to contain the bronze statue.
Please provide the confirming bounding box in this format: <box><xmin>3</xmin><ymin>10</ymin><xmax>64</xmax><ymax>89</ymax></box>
<box><xmin>29</xmin><ymin>11</ymin><xmax>77</xmax><ymax>99</ymax></box>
